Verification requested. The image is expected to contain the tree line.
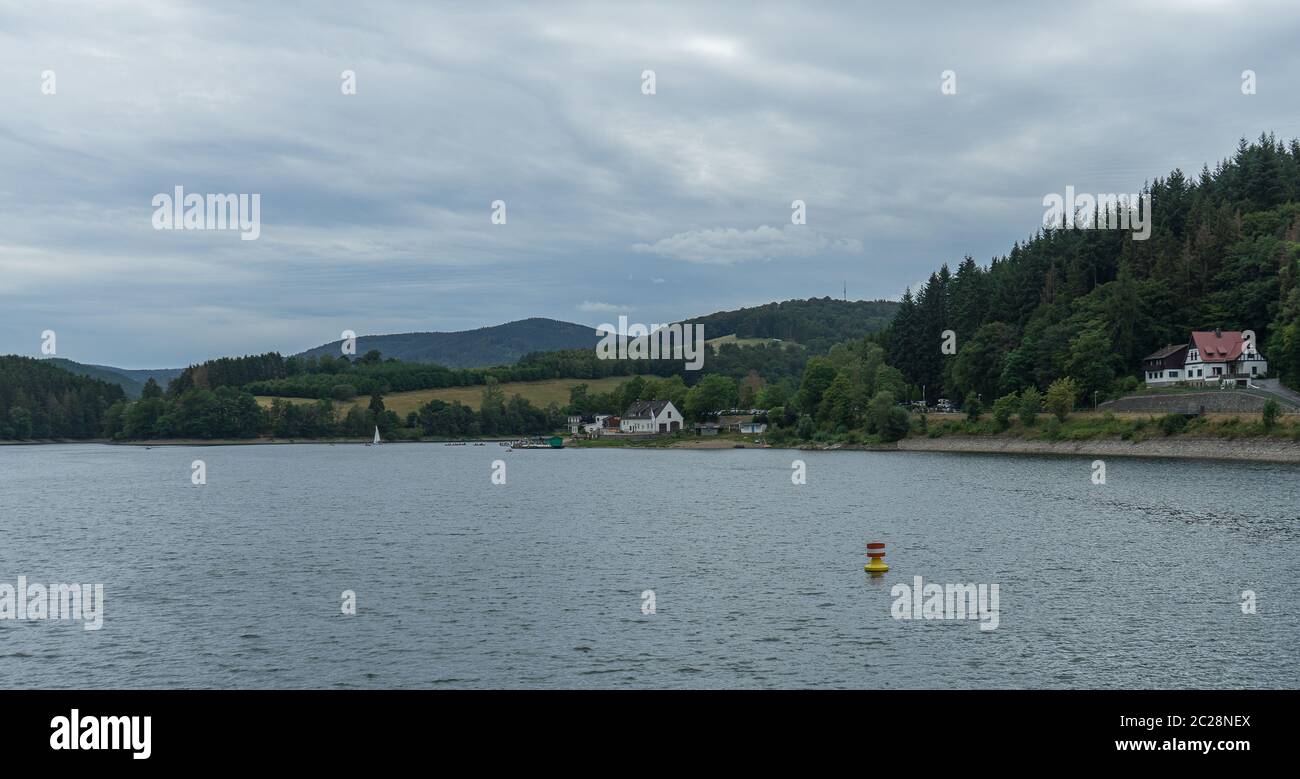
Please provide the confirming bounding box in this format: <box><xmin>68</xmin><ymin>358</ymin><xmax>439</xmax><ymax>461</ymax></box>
<box><xmin>0</xmin><ymin>356</ymin><xmax>126</xmax><ymax>439</ymax></box>
<box><xmin>885</xmin><ymin>133</ymin><xmax>1300</xmax><ymax>403</ymax></box>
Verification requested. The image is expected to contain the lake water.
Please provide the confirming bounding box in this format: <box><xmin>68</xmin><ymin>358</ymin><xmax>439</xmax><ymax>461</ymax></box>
<box><xmin>1</xmin><ymin>443</ymin><xmax>1297</xmax><ymax>689</ymax></box>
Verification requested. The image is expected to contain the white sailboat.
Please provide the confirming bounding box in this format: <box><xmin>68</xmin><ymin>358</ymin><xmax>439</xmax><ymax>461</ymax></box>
<box><xmin>368</xmin><ymin>426</ymin><xmax>381</xmax><ymax>446</ymax></box>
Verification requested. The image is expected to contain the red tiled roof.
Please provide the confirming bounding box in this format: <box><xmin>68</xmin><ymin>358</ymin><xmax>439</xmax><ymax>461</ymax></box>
<box><xmin>1190</xmin><ymin>330</ymin><xmax>1243</xmax><ymax>362</ymax></box>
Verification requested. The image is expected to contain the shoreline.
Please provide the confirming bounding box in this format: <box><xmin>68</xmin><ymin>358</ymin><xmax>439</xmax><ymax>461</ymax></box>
<box><xmin>5</xmin><ymin>434</ymin><xmax>1300</xmax><ymax>463</ymax></box>
<box><xmin>891</xmin><ymin>436</ymin><xmax>1300</xmax><ymax>464</ymax></box>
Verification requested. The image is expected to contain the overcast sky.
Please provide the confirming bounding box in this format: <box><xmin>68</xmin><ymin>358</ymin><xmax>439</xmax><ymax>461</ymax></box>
<box><xmin>2</xmin><ymin>0</ymin><xmax>1299</xmax><ymax>368</ymax></box>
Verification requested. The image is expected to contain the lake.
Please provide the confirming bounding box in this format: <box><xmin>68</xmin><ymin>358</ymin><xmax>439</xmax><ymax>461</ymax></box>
<box><xmin>1</xmin><ymin>443</ymin><xmax>1296</xmax><ymax>689</ymax></box>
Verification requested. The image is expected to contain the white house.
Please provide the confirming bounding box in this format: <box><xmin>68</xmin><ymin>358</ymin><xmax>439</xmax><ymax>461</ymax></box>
<box><xmin>1143</xmin><ymin>329</ymin><xmax>1268</xmax><ymax>387</ymax></box>
<box><xmin>569</xmin><ymin>413</ymin><xmax>616</xmax><ymax>436</ymax></box>
<box><xmin>620</xmin><ymin>400</ymin><xmax>682</xmax><ymax>434</ymax></box>
<box><xmin>1183</xmin><ymin>329</ymin><xmax>1267</xmax><ymax>385</ymax></box>
<box><xmin>1141</xmin><ymin>344</ymin><xmax>1189</xmax><ymax>386</ymax></box>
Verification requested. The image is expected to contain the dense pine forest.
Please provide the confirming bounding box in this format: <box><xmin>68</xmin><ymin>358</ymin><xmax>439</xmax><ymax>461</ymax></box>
<box><xmin>0</xmin><ymin>356</ymin><xmax>125</xmax><ymax>439</ymax></box>
<box><xmin>884</xmin><ymin>133</ymin><xmax>1300</xmax><ymax>403</ymax></box>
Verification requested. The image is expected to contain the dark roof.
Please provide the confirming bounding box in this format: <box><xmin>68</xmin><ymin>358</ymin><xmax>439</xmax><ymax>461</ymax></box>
<box><xmin>623</xmin><ymin>400</ymin><xmax>671</xmax><ymax>419</ymax></box>
<box><xmin>1143</xmin><ymin>343</ymin><xmax>1186</xmax><ymax>361</ymax></box>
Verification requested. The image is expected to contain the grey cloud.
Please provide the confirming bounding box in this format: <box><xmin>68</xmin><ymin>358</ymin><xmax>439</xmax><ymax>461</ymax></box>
<box><xmin>1</xmin><ymin>1</ymin><xmax>1298</xmax><ymax>366</ymax></box>
<box><xmin>633</xmin><ymin>225</ymin><xmax>862</xmax><ymax>265</ymax></box>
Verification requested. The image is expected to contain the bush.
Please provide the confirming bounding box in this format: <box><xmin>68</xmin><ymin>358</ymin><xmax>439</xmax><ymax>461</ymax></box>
<box><xmin>796</xmin><ymin>414</ymin><xmax>815</xmax><ymax>439</ymax></box>
<box><xmin>1018</xmin><ymin>387</ymin><xmax>1041</xmax><ymax>427</ymax></box>
<box><xmin>991</xmin><ymin>392</ymin><xmax>1018</xmax><ymax>432</ymax></box>
<box><xmin>964</xmin><ymin>391</ymin><xmax>983</xmax><ymax>422</ymax></box>
<box><xmin>867</xmin><ymin>391</ymin><xmax>896</xmax><ymax>434</ymax></box>
<box><xmin>1262</xmin><ymin>399</ymin><xmax>1280</xmax><ymax>431</ymax></box>
<box><xmin>1045</xmin><ymin>378</ymin><xmax>1078</xmax><ymax>422</ymax></box>
<box><xmin>1158</xmin><ymin>413</ymin><xmax>1188</xmax><ymax>436</ymax></box>
<box><xmin>1042</xmin><ymin>417</ymin><xmax>1062</xmax><ymax>440</ymax></box>
<box><xmin>880</xmin><ymin>406</ymin><xmax>911</xmax><ymax>442</ymax></box>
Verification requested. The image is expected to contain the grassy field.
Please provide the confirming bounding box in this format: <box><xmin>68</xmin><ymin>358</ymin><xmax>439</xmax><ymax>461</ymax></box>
<box><xmin>256</xmin><ymin>375</ymin><xmax>629</xmax><ymax>416</ymax></box>
<box><xmin>705</xmin><ymin>334</ymin><xmax>796</xmax><ymax>348</ymax></box>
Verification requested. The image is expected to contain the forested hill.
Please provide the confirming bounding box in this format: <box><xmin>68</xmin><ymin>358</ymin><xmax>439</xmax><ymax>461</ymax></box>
<box><xmin>688</xmin><ymin>298</ymin><xmax>900</xmax><ymax>353</ymax></box>
<box><xmin>295</xmin><ymin>318</ymin><xmax>602</xmax><ymax>367</ymax></box>
<box><xmin>292</xmin><ymin>300</ymin><xmax>900</xmax><ymax>368</ymax></box>
<box><xmin>884</xmin><ymin>133</ymin><xmax>1300</xmax><ymax>402</ymax></box>
<box><xmin>43</xmin><ymin>358</ymin><xmax>183</xmax><ymax>399</ymax></box>
<box><xmin>0</xmin><ymin>356</ymin><xmax>126</xmax><ymax>439</ymax></box>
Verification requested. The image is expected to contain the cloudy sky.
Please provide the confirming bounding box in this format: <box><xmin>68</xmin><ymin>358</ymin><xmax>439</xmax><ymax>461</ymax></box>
<box><xmin>2</xmin><ymin>0</ymin><xmax>1299</xmax><ymax>368</ymax></box>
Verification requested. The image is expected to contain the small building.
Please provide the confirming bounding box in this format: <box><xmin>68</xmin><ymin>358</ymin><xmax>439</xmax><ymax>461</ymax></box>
<box><xmin>694</xmin><ymin>422</ymin><xmax>720</xmax><ymax>436</ymax></box>
<box><xmin>738</xmin><ymin>422</ymin><xmax>767</xmax><ymax>434</ymax></box>
<box><xmin>716</xmin><ymin>414</ymin><xmax>749</xmax><ymax>432</ymax></box>
<box><xmin>620</xmin><ymin>400</ymin><xmax>682</xmax><ymax>434</ymax></box>
<box><xmin>1143</xmin><ymin>330</ymin><xmax>1268</xmax><ymax>387</ymax></box>
<box><xmin>586</xmin><ymin>414</ymin><xmax>611</xmax><ymax>435</ymax></box>
<box><xmin>570</xmin><ymin>414</ymin><xmax>616</xmax><ymax>436</ymax></box>
<box><xmin>1142</xmin><ymin>343</ymin><xmax>1189</xmax><ymax>385</ymax></box>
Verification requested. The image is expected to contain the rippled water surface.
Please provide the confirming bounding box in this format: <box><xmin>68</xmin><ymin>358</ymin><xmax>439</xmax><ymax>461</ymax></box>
<box><xmin>1</xmin><ymin>443</ymin><xmax>1297</xmax><ymax>688</ymax></box>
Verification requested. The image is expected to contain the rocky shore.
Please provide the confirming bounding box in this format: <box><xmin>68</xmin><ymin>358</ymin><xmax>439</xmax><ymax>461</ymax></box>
<box><xmin>894</xmin><ymin>436</ymin><xmax>1300</xmax><ymax>463</ymax></box>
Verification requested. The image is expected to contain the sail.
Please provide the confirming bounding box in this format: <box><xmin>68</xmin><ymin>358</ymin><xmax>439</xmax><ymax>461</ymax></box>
<box><xmin>373</xmin><ymin>426</ymin><xmax>381</xmax><ymax>445</ymax></box>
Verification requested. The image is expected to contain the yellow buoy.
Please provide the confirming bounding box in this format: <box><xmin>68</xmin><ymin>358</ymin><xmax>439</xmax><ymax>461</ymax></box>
<box><xmin>864</xmin><ymin>542</ymin><xmax>889</xmax><ymax>573</ymax></box>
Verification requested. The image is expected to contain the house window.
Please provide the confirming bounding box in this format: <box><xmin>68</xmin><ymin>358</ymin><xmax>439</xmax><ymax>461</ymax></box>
<box><xmin>1251</xmin><ymin>366</ymin><xmax>1258</xmax><ymax>375</ymax></box>
<box><xmin>1169</xmin><ymin>370</ymin><xmax>1179</xmax><ymax>378</ymax></box>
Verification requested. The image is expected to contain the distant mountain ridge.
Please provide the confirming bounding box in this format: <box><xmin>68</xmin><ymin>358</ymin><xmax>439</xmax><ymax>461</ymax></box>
<box><xmin>42</xmin><ymin>359</ymin><xmax>182</xmax><ymax>399</ymax></box>
<box><xmin>12</xmin><ymin>299</ymin><xmax>903</xmax><ymax>389</ymax></box>
<box><xmin>293</xmin><ymin>299</ymin><xmax>902</xmax><ymax>367</ymax></box>
<box><xmin>294</xmin><ymin>317</ymin><xmax>603</xmax><ymax>367</ymax></box>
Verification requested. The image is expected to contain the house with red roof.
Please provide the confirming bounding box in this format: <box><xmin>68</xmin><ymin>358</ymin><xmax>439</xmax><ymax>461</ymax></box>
<box><xmin>1142</xmin><ymin>329</ymin><xmax>1267</xmax><ymax>387</ymax></box>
